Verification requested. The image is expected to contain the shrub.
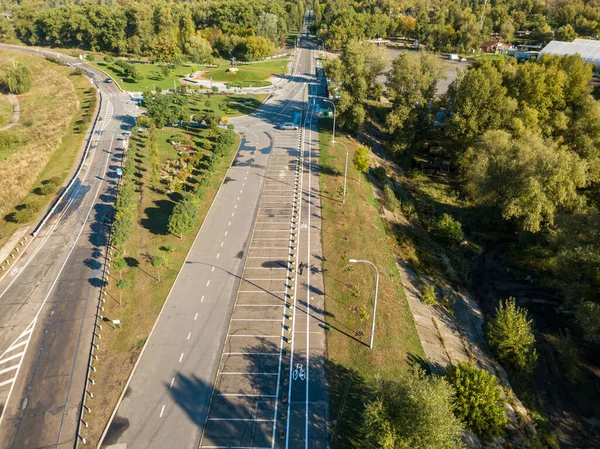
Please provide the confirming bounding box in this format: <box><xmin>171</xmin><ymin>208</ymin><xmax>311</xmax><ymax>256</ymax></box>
<box><xmin>116</xmin><ymin>278</ymin><xmax>131</xmax><ymax>289</ymax></box>
<box><xmin>12</xmin><ymin>204</ymin><xmax>38</xmax><ymax>223</ymax></box>
<box><xmin>2</xmin><ymin>62</ymin><xmax>32</xmax><ymax>94</ymax></box>
<box><xmin>372</xmin><ymin>165</ymin><xmax>387</xmax><ymax>183</ymax></box>
<box><xmin>383</xmin><ymin>184</ymin><xmax>401</xmax><ymax>212</ymax></box>
<box><xmin>575</xmin><ymin>301</ymin><xmax>600</xmax><ymax>344</ymax></box>
<box><xmin>421</xmin><ymin>283</ymin><xmax>438</xmax><ymax>305</ymax></box>
<box><xmin>364</xmin><ymin>367</ymin><xmax>464</xmax><ymax>449</ymax></box>
<box><xmin>431</xmin><ymin>213</ymin><xmax>463</xmax><ymax>247</ymax></box>
<box><xmin>104</xmin><ymin>55</ymin><xmax>114</xmax><ymax>64</ymax></box>
<box><xmin>487</xmin><ymin>297</ymin><xmax>538</xmax><ymax>373</ymax></box>
<box><xmin>86</xmin><ymin>53</ymin><xmax>95</xmax><ymax>61</ymax></box>
<box><xmin>445</xmin><ymin>362</ymin><xmax>507</xmax><ymax>439</ymax></box>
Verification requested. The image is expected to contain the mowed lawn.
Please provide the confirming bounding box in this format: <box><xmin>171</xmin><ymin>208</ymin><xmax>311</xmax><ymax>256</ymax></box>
<box><xmin>185</xmin><ymin>93</ymin><xmax>268</xmax><ymax>117</ymax></box>
<box><xmin>200</xmin><ymin>59</ymin><xmax>289</xmax><ymax>82</ymax></box>
<box><xmin>91</xmin><ymin>61</ymin><xmax>193</xmax><ymax>91</ymax></box>
<box><xmin>317</xmin><ymin>119</ymin><xmax>424</xmax><ymax>447</ymax></box>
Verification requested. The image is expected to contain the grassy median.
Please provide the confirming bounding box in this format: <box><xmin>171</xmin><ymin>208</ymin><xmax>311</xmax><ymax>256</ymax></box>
<box><xmin>83</xmin><ymin>124</ymin><xmax>240</xmax><ymax>446</ymax></box>
<box><xmin>317</xmin><ymin>119</ymin><xmax>424</xmax><ymax>447</ymax></box>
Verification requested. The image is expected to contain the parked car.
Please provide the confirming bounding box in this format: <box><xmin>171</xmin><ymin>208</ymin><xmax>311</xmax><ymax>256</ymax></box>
<box><xmin>279</xmin><ymin>122</ymin><xmax>299</xmax><ymax>130</ymax></box>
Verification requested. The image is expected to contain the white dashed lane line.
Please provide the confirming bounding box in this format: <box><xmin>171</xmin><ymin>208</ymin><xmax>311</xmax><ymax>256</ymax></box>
<box><xmin>159</xmin><ymin>405</ymin><xmax>165</xmax><ymax>418</ymax></box>
<box><xmin>179</xmin><ymin>353</ymin><xmax>184</xmax><ymax>363</ymax></box>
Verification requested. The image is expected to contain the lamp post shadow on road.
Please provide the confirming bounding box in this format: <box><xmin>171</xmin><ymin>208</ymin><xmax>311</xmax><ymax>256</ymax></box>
<box><xmin>348</xmin><ymin>258</ymin><xmax>379</xmax><ymax>349</ymax></box>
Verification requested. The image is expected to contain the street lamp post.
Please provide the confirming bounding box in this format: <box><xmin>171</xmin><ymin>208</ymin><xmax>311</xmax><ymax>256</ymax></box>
<box><xmin>332</xmin><ymin>141</ymin><xmax>348</xmax><ymax>203</ymax></box>
<box><xmin>322</xmin><ymin>98</ymin><xmax>336</xmax><ymax>145</ymax></box>
<box><xmin>348</xmin><ymin>259</ymin><xmax>379</xmax><ymax>349</ymax></box>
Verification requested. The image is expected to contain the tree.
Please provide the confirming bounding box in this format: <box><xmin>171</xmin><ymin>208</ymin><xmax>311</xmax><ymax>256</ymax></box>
<box><xmin>363</xmin><ymin>367</ymin><xmax>464</xmax><ymax>449</ymax></box>
<box><xmin>151</xmin><ymin>253</ymin><xmax>168</xmax><ymax>283</ymax></box>
<box><xmin>447</xmin><ymin>62</ymin><xmax>516</xmax><ymax>147</ymax></box>
<box><xmin>167</xmin><ymin>196</ymin><xmax>197</xmax><ymax>238</ymax></box>
<box><xmin>325</xmin><ymin>40</ymin><xmax>387</xmax><ymax>129</ymax></box>
<box><xmin>556</xmin><ymin>24</ymin><xmax>577</xmax><ymax>41</ymax></box>
<box><xmin>185</xmin><ymin>34</ymin><xmax>213</xmax><ymax>64</ymax></box>
<box><xmin>576</xmin><ymin>302</ymin><xmax>600</xmax><ymax>344</ymax></box>
<box><xmin>431</xmin><ymin>214</ymin><xmax>463</xmax><ymax>247</ymax></box>
<box><xmin>352</xmin><ymin>145</ymin><xmax>370</xmax><ymax>183</ymax></box>
<box><xmin>445</xmin><ymin>362</ymin><xmax>507</xmax><ymax>439</ymax></box>
<box><xmin>460</xmin><ymin>130</ymin><xmax>587</xmax><ymax>233</ymax></box>
<box><xmin>244</xmin><ymin>36</ymin><xmax>275</xmax><ymax>61</ymax></box>
<box><xmin>386</xmin><ymin>51</ymin><xmax>445</xmax><ymax>151</ymax></box>
<box><xmin>487</xmin><ymin>297</ymin><xmax>538</xmax><ymax>373</ymax></box>
<box><xmin>2</xmin><ymin>61</ymin><xmax>33</xmax><ymax>94</ymax></box>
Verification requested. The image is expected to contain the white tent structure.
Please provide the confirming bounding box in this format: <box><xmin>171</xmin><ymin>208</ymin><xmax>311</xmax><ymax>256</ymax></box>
<box><xmin>538</xmin><ymin>38</ymin><xmax>600</xmax><ymax>65</ymax></box>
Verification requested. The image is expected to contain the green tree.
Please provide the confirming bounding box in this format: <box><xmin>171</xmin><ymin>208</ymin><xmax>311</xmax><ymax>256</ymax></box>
<box><xmin>576</xmin><ymin>302</ymin><xmax>600</xmax><ymax>344</ymax></box>
<box><xmin>151</xmin><ymin>253</ymin><xmax>168</xmax><ymax>283</ymax></box>
<box><xmin>556</xmin><ymin>24</ymin><xmax>577</xmax><ymax>41</ymax></box>
<box><xmin>352</xmin><ymin>145</ymin><xmax>370</xmax><ymax>183</ymax></box>
<box><xmin>364</xmin><ymin>367</ymin><xmax>464</xmax><ymax>449</ymax></box>
<box><xmin>431</xmin><ymin>214</ymin><xmax>463</xmax><ymax>247</ymax></box>
<box><xmin>2</xmin><ymin>61</ymin><xmax>33</xmax><ymax>94</ymax></box>
<box><xmin>185</xmin><ymin>34</ymin><xmax>213</xmax><ymax>64</ymax></box>
<box><xmin>386</xmin><ymin>51</ymin><xmax>444</xmax><ymax>151</ymax></box>
<box><xmin>445</xmin><ymin>362</ymin><xmax>507</xmax><ymax>439</ymax></box>
<box><xmin>447</xmin><ymin>62</ymin><xmax>515</xmax><ymax>147</ymax></box>
<box><xmin>487</xmin><ymin>297</ymin><xmax>538</xmax><ymax>373</ymax></box>
<box><xmin>167</xmin><ymin>196</ymin><xmax>197</xmax><ymax>238</ymax></box>
<box><xmin>325</xmin><ymin>40</ymin><xmax>387</xmax><ymax>129</ymax></box>
<box><xmin>461</xmin><ymin>130</ymin><xmax>587</xmax><ymax>232</ymax></box>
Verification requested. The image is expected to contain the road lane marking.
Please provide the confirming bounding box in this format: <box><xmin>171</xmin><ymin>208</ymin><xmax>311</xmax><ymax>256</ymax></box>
<box><xmin>212</xmin><ymin>267</ymin><xmax>215</xmax><ymax>272</ymax></box>
<box><xmin>207</xmin><ymin>418</ymin><xmax>274</xmax><ymax>422</ymax></box>
<box><xmin>170</xmin><ymin>378</ymin><xmax>175</xmax><ymax>388</ymax></box>
<box><xmin>219</xmin><ymin>372</ymin><xmax>278</xmax><ymax>375</ymax></box>
<box><xmin>223</xmin><ymin>352</ymin><xmax>279</xmax><ymax>355</ymax></box>
<box><xmin>187</xmin><ymin>332</ymin><xmax>191</xmax><ymax>340</ymax></box>
<box><xmin>228</xmin><ymin>221</ymin><xmax>231</xmax><ymax>226</ymax></box>
<box><xmin>231</xmin><ymin>212</ymin><xmax>235</xmax><ymax>217</ymax></box>
<box><xmin>227</xmin><ymin>335</ymin><xmax>281</xmax><ymax>338</ymax></box>
<box><xmin>179</xmin><ymin>353</ymin><xmax>184</xmax><ymax>362</ymax></box>
<box><xmin>194</xmin><ymin>313</ymin><xmax>198</xmax><ymax>320</ymax></box>
<box><xmin>216</xmin><ymin>253</ymin><xmax>220</xmax><ymax>259</ymax></box>
<box><xmin>216</xmin><ymin>393</ymin><xmax>277</xmax><ymax>397</ymax></box>
<box><xmin>206</xmin><ymin>280</ymin><xmax>211</xmax><ymax>286</ymax></box>
<box><xmin>224</xmin><ymin>231</ymin><xmax>228</xmax><ymax>236</ymax></box>
<box><xmin>159</xmin><ymin>405</ymin><xmax>165</xmax><ymax>417</ymax></box>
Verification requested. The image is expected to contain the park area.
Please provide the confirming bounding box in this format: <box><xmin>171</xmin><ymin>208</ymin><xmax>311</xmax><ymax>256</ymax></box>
<box><xmin>91</xmin><ymin>58</ymin><xmax>290</xmax><ymax>91</ymax></box>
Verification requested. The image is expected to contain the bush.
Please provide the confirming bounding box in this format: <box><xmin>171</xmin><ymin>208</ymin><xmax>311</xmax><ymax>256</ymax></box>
<box><xmin>383</xmin><ymin>184</ymin><xmax>401</xmax><ymax>212</ymax></box>
<box><xmin>2</xmin><ymin>62</ymin><xmax>33</xmax><ymax>94</ymax></box>
<box><xmin>421</xmin><ymin>283</ymin><xmax>438</xmax><ymax>305</ymax></box>
<box><xmin>575</xmin><ymin>301</ymin><xmax>600</xmax><ymax>344</ymax></box>
<box><xmin>364</xmin><ymin>367</ymin><xmax>464</xmax><ymax>449</ymax></box>
<box><xmin>116</xmin><ymin>278</ymin><xmax>131</xmax><ymax>290</ymax></box>
<box><xmin>431</xmin><ymin>213</ymin><xmax>463</xmax><ymax>246</ymax></box>
<box><xmin>12</xmin><ymin>204</ymin><xmax>38</xmax><ymax>223</ymax></box>
<box><xmin>487</xmin><ymin>297</ymin><xmax>538</xmax><ymax>373</ymax></box>
<box><xmin>445</xmin><ymin>362</ymin><xmax>507</xmax><ymax>439</ymax></box>
<box><xmin>86</xmin><ymin>53</ymin><xmax>95</xmax><ymax>61</ymax></box>
<box><xmin>372</xmin><ymin>166</ymin><xmax>387</xmax><ymax>183</ymax></box>
<box><xmin>104</xmin><ymin>55</ymin><xmax>114</xmax><ymax>64</ymax></box>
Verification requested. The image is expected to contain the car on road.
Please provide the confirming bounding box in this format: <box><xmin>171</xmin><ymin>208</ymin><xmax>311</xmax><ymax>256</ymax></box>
<box><xmin>279</xmin><ymin>122</ymin><xmax>298</xmax><ymax>130</ymax></box>
<box><xmin>116</xmin><ymin>167</ymin><xmax>123</xmax><ymax>177</ymax></box>
<box><xmin>104</xmin><ymin>78</ymin><xmax>113</xmax><ymax>83</ymax></box>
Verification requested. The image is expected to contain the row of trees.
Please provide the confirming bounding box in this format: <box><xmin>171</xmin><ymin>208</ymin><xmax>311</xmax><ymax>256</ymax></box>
<box><xmin>316</xmin><ymin>0</ymin><xmax>600</xmax><ymax>52</ymax></box>
<box><xmin>9</xmin><ymin>0</ymin><xmax>305</xmax><ymax>62</ymax></box>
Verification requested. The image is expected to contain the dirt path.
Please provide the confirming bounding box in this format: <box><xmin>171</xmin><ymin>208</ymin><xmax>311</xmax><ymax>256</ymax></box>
<box><xmin>0</xmin><ymin>94</ymin><xmax>20</xmax><ymax>131</ymax></box>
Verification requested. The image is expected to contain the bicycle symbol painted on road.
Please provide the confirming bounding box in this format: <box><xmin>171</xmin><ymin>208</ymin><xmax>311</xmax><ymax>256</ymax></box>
<box><xmin>301</xmin><ymin>222</ymin><xmax>308</xmax><ymax>229</ymax></box>
<box><xmin>292</xmin><ymin>363</ymin><xmax>306</xmax><ymax>381</ymax></box>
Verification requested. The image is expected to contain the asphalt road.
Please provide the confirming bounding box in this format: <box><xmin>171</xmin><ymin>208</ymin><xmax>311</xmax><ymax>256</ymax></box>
<box><xmin>103</xmin><ymin>35</ymin><xmax>330</xmax><ymax>449</ymax></box>
<box><xmin>0</xmin><ymin>44</ymin><xmax>138</xmax><ymax>449</ymax></box>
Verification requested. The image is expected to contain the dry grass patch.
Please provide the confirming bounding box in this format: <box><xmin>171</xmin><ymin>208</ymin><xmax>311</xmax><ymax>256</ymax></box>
<box><xmin>83</xmin><ymin>126</ymin><xmax>240</xmax><ymax>446</ymax></box>
<box><xmin>0</xmin><ymin>51</ymin><xmax>96</xmax><ymax>247</ymax></box>
<box><xmin>0</xmin><ymin>94</ymin><xmax>13</xmax><ymax>128</ymax></box>
<box><xmin>317</xmin><ymin>120</ymin><xmax>423</xmax><ymax>447</ymax></box>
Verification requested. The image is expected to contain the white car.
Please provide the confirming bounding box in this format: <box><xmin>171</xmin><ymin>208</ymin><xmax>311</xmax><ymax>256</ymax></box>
<box><xmin>279</xmin><ymin>122</ymin><xmax>299</xmax><ymax>130</ymax></box>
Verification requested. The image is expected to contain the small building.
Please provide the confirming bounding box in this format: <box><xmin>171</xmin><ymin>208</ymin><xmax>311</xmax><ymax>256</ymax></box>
<box><xmin>480</xmin><ymin>41</ymin><xmax>506</xmax><ymax>53</ymax></box>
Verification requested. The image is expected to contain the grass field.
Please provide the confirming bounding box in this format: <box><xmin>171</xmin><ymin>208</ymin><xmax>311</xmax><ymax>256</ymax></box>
<box><xmin>200</xmin><ymin>59</ymin><xmax>289</xmax><ymax>82</ymax></box>
<box><xmin>0</xmin><ymin>51</ymin><xmax>96</xmax><ymax>248</ymax></box>
<box><xmin>317</xmin><ymin>119</ymin><xmax>424</xmax><ymax>447</ymax></box>
<box><xmin>82</xmin><ymin>122</ymin><xmax>241</xmax><ymax>445</ymax></box>
<box><xmin>0</xmin><ymin>94</ymin><xmax>13</xmax><ymax>128</ymax></box>
<box><xmin>183</xmin><ymin>93</ymin><xmax>268</xmax><ymax>117</ymax></box>
<box><xmin>91</xmin><ymin>62</ymin><xmax>193</xmax><ymax>91</ymax></box>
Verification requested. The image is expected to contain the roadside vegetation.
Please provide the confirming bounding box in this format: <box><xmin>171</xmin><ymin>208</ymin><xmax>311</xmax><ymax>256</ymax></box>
<box><xmin>322</xmin><ymin>27</ymin><xmax>600</xmax><ymax>447</ymax></box>
<box><xmin>83</xmin><ymin>109</ymin><xmax>241</xmax><ymax>445</ymax></box>
<box><xmin>0</xmin><ymin>50</ymin><xmax>96</xmax><ymax>248</ymax></box>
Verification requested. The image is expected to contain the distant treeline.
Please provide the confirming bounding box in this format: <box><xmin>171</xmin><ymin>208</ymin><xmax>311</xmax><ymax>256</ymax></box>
<box><xmin>4</xmin><ymin>0</ymin><xmax>306</xmax><ymax>61</ymax></box>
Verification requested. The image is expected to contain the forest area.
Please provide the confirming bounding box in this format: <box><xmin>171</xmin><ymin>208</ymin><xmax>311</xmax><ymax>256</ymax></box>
<box><xmin>319</xmin><ymin>1</ymin><xmax>600</xmax><ymax>448</ymax></box>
